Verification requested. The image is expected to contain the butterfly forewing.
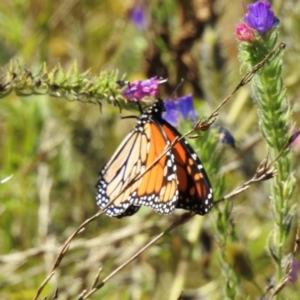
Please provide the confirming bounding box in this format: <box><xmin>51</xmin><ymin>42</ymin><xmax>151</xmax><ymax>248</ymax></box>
<box><xmin>133</xmin><ymin>122</ymin><xmax>179</xmax><ymax>214</ymax></box>
<box><xmin>96</xmin><ymin>109</ymin><xmax>179</xmax><ymax>217</ymax></box>
<box><xmin>96</xmin><ymin>129</ymin><xmax>144</xmax><ymax>216</ymax></box>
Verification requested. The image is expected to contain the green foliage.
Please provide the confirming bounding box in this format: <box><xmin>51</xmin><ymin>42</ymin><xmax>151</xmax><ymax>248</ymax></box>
<box><xmin>237</xmin><ymin>16</ymin><xmax>296</xmax><ymax>300</ymax></box>
<box><xmin>0</xmin><ymin>61</ymin><xmax>124</xmax><ymax>106</ymax></box>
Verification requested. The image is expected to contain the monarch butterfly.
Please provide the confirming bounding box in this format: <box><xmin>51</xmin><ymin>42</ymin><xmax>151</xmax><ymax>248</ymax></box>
<box><xmin>96</xmin><ymin>98</ymin><xmax>213</xmax><ymax>218</ymax></box>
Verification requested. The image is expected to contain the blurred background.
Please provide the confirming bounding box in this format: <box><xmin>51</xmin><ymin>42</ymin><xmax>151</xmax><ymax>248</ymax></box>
<box><xmin>0</xmin><ymin>0</ymin><xmax>300</xmax><ymax>299</ymax></box>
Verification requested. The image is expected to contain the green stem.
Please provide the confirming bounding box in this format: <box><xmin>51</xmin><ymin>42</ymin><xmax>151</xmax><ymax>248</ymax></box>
<box><xmin>238</xmin><ymin>30</ymin><xmax>294</xmax><ymax>299</ymax></box>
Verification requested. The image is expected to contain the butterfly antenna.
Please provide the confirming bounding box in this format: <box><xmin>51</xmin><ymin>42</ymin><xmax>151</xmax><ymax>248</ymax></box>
<box><xmin>169</xmin><ymin>78</ymin><xmax>184</xmax><ymax>100</ymax></box>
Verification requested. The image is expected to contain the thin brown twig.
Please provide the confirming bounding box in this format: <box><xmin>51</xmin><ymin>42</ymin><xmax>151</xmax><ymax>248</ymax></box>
<box><xmin>33</xmin><ymin>271</ymin><xmax>55</xmax><ymax>300</ymax></box>
<box><xmin>50</xmin><ymin>210</ymin><xmax>104</xmax><ymax>273</ymax></box>
<box><xmin>91</xmin><ymin>267</ymin><xmax>103</xmax><ymax>289</ymax></box>
<box><xmin>215</xmin><ymin>160</ymin><xmax>276</xmax><ymax>204</ymax></box>
<box><xmin>52</xmin><ymin>288</ymin><xmax>59</xmax><ymax>300</ymax></box>
<box><xmin>0</xmin><ymin>220</ymin><xmax>159</xmax><ymax>264</ymax></box>
<box><xmin>33</xmin><ymin>211</ymin><xmax>104</xmax><ymax>299</ymax></box>
<box><xmin>194</xmin><ymin>42</ymin><xmax>286</xmax><ymax>131</ymax></box>
<box><xmin>219</xmin><ymin>155</ymin><xmax>277</xmax><ymax>205</ymax></box>
<box><xmin>214</xmin><ymin>125</ymin><xmax>298</xmax><ymax>205</ymax></box>
<box><xmin>81</xmin><ymin>212</ymin><xmax>194</xmax><ymax>299</ymax></box>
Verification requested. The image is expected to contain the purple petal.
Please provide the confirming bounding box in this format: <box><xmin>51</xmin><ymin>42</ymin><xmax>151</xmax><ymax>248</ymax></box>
<box><xmin>130</xmin><ymin>4</ymin><xmax>147</xmax><ymax>31</ymax></box>
<box><xmin>289</xmin><ymin>259</ymin><xmax>298</xmax><ymax>284</ymax></box>
<box><xmin>290</xmin><ymin>129</ymin><xmax>300</xmax><ymax>148</ymax></box>
<box><xmin>244</xmin><ymin>1</ymin><xmax>276</xmax><ymax>34</ymax></box>
<box><xmin>272</xmin><ymin>16</ymin><xmax>280</xmax><ymax>28</ymax></box>
<box><xmin>120</xmin><ymin>77</ymin><xmax>166</xmax><ymax>102</ymax></box>
<box><xmin>121</xmin><ymin>80</ymin><xmax>141</xmax><ymax>100</ymax></box>
<box><xmin>176</xmin><ymin>94</ymin><xmax>197</xmax><ymax>122</ymax></box>
<box><xmin>163</xmin><ymin>100</ymin><xmax>178</xmax><ymax>126</ymax></box>
<box><xmin>217</xmin><ymin>126</ymin><xmax>236</xmax><ymax>148</ymax></box>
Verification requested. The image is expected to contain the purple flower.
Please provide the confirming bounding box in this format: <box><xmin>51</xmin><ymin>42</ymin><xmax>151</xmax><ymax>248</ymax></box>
<box><xmin>163</xmin><ymin>94</ymin><xmax>197</xmax><ymax>126</ymax></box>
<box><xmin>129</xmin><ymin>3</ymin><xmax>147</xmax><ymax>31</ymax></box>
<box><xmin>272</xmin><ymin>16</ymin><xmax>280</xmax><ymax>29</ymax></box>
<box><xmin>244</xmin><ymin>1</ymin><xmax>277</xmax><ymax>34</ymax></box>
<box><xmin>216</xmin><ymin>125</ymin><xmax>236</xmax><ymax>148</ymax></box>
<box><xmin>289</xmin><ymin>259</ymin><xmax>298</xmax><ymax>284</ymax></box>
<box><xmin>289</xmin><ymin>129</ymin><xmax>300</xmax><ymax>148</ymax></box>
<box><xmin>118</xmin><ymin>77</ymin><xmax>167</xmax><ymax>102</ymax></box>
<box><xmin>235</xmin><ymin>23</ymin><xmax>255</xmax><ymax>42</ymax></box>
<box><xmin>163</xmin><ymin>100</ymin><xmax>178</xmax><ymax>126</ymax></box>
<box><xmin>176</xmin><ymin>94</ymin><xmax>197</xmax><ymax>122</ymax></box>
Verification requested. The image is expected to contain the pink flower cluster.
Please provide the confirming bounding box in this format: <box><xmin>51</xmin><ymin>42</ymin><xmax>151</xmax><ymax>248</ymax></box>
<box><xmin>119</xmin><ymin>77</ymin><xmax>167</xmax><ymax>102</ymax></box>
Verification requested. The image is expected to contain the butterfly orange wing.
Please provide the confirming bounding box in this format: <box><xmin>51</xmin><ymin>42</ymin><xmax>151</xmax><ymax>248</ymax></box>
<box><xmin>161</xmin><ymin>121</ymin><xmax>213</xmax><ymax>215</ymax></box>
<box><xmin>96</xmin><ymin>117</ymin><xmax>179</xmax><ymax>217</ymax></box>
<box><xmin>132</xmin><ymin>122</ymin><xmax>179</xmax><ymax>214</ymax></box>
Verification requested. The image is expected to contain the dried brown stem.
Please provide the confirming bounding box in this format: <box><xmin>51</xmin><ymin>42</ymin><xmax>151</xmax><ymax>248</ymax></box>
<box><xmin>194</xmin><ymin>42</ymin><xmax>286</xmax><ymax>131</ymax></box>
<box><xmin>80</xmin><ymin>212</ymin><xmax>194</xmax><ymax>299</ymax></box>
<box><xmin>32</xmin><ymin>211</ymin><xmax>104</xmax><ymax>300</ymax></box>
<box><xmin>215</xmin><ymin>144</ymin><xmax>286</xmax><ymax>205</ymax></box>
<box><xmin>33</xmin><ymin>271</ymin><xmax>55</xmax><ymax>300</ymax></box>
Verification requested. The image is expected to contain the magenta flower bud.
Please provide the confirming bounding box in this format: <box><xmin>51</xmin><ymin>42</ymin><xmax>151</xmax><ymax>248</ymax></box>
<box><xmin>235</xmin><ymin>23</ymin><xmax>255</xmax><ymax>42</ymax></box>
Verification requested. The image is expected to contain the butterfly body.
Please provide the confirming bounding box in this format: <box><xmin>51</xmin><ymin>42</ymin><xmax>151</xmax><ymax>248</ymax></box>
<box><xmin>96</xmin><ymin>99</ymin><xmax>213</xmax><ymax>217</ymax></box>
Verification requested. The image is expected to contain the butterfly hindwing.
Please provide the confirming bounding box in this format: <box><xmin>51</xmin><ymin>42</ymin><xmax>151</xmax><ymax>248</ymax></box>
<box><xmin>161</xmin><ymin>120</ymin><xmax>213</xmax><ymax>215</ymax></box>
<box><xmin>116</xmin><ymin>205</ymin><xmax>141</xmax><ymax>218</ymax></box>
